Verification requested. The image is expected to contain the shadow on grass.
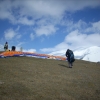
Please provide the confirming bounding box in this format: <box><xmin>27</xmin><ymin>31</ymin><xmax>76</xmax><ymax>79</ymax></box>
<box><xmin>58</xmin><ymin>64</ymin><xmax>69</xmax><ymax>68</ymax></box>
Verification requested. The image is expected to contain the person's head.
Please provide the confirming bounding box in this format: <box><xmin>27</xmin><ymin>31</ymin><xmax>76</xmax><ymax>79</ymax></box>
<box><xmin>67</xmin><ymin>49</ymin><xmax>69</xmax><ymax>51</ymax></box>
<box><xmin>6</xmin><ymin>42</ymin><xmax>8</xmax><ymax>44</ymax></box>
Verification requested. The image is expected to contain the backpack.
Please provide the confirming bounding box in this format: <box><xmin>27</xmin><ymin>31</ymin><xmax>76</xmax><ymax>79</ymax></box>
<box><xmin>68</xmin><ymin>50</ymin><xmax>75</xmax><ymax>63</ymax></box>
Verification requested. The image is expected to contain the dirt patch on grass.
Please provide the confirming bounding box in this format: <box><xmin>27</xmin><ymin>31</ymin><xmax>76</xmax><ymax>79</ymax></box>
<box><xmin>0</xmin><ymin>57</ymin><xmax>100</xmax><ymax>100</ymax></box>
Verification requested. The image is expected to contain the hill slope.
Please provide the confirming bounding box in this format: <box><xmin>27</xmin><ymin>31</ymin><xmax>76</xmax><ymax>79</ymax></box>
<box><xmin>0</xmin><ymin>57</ymin><xmax>100</xmax><ymax>100</ymax></box>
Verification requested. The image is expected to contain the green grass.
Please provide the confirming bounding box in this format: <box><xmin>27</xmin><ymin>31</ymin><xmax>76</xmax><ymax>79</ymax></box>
<box><xmin>0</xmin><ymin>57</ymin><xmax>100</xmax><ymax>100</ymax></box>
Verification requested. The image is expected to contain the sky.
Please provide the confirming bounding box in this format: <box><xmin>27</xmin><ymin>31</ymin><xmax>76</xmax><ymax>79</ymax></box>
<box><xmin>0</xmin><ymin>0</ymin><xmax>100</xmax><ymax>55</ymax></box>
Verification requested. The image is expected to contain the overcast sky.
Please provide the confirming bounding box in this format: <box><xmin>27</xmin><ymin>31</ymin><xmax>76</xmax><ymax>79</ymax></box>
<box><xmin>0</xmin><ymin>0</ymin><xmax>100</xmax><ymax>54</ymax></box>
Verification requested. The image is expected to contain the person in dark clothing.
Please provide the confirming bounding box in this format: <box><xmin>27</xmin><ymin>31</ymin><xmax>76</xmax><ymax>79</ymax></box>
<box><xmin>4</xmin><ymin>42</ymin><xmax>8</xmax><ymax>51</ymax></box>
<box><xmin>66</xmin><ymin>49</ymin><xmax>75</xmax><ymax>68</ymax></box>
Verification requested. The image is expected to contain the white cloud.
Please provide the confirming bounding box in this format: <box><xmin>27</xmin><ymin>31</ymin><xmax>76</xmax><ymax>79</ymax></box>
<box><xmin>92</xmin><ymin>21</ymin><xmax>100</xmax><ymax>31</ymax></box>
<box><xmin>18</xmin><ymin>17</ymin><xmax>34</xmax><ymax>25</ymax></box>
<box><xmin>35</xmin><ymin>25</ymin><xmax>58</xmax><ymax>36</ymax></box>
<box><xmin>65</xmin><ymin>30</ymin><xmax>87</xmax><ymax>45</ymax></box>
<box><xmin>17</xmin><ymin>42</ymin><xmax>25</xmax><ymax>47</ymax></box>
<box><xmin>16</xmin><ymin>26</ymin><xmax>20</xmax><ymax>31</ymax></box>
<box><xmin>15</xmin><ymin>46</ymin><xmax>22</xmax><ymax>51</ymax></box>
<box><xmin>15</xmin><ymin>42</ymin><xmax>37</xmax><ymax>53</ymax></box>
<box><xmin>65</xmin><ymin>30</ymin><xmax>100</xmax><ymax>47</ymax></box>
<box><xmin>23</xmin><ymin>49</ymin><xmax>36</xmax><ymax>53</ymax></box>
<box><xmin>0</xmin><ymin>44</ymin><xmax>4</xmax><ymax>51</ymax></box>
<box><xmin>4</xmin><ymin>28</ymin><xmax>21</xmax><ymax>40</ymax></box>
<box><xmin>40</xmin><ymin>20</ymin><xmax>100</xmax><ymax>53</ymax></box>
<box><xmin>15</xmin><ymin>41</ymin><xmax>36</xmax><ymax>53</ymax></box>
<box><xmin>16</xmin><ymin>35</ymin><xmax>21</xmax><ymax>39</ymax></box>
<box><xmin>30</xmin><ymin>33</ymin><xmax>34</xmax><ymax>40</ymax></box>
<box><xmin>21</xmin><ymin>0</ymin><xmax>100</xmax><ymax>17</ymax></box>
<box><xmin>61</xmin><ymin>20</ymin><xmax>88</xmax><ymax>33</ymax></box>
<box><xmin>4</xmin><ymin>29</ymin><xmax>16</xmax><ymax>40</ymax></box>
<box><xmin>0</xmin><ymin>0</ymin><xmax>12</xmax><ymax>19</ymax></box>
<box><xmin>65</xmin><ymin>0</ymin><xmax>100</xmax><ymax>11</ymax></box>
<box><xmin>40</xmin><ymin>48</ymin><xmax>55</xmax><ymax>53</ymax></box>
<box><xmin>40</xmin><ymin>42</ymin><xmax>69</xmax><ymax>54</ymax></box>
<box><xmin>85</xmin><ymin>21</ymin><xmax>100</xmax><ymax>33</ymax></box>
<box><xmin>17</xmin><ymin>0</ymin><xmax>65</xmax><ymax>18</ymax></box>
<box><xmin>0</xmin><ymin>0</ymin><xmax>100</xmax><ymax>25</ymax></box>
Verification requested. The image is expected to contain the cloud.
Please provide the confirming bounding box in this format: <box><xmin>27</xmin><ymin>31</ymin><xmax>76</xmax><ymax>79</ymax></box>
<box><xmin>18</xmin><ymin>17</ymin><xmax>34</xmax><ymax>25</ymax></box>
<box><xmin>23</xmin><ymin>49</ymin><xmax>36</xmax><ymax>53</ymax></box>
<box><xmin>30</xmin><ymin>33</ymin><xmax>34</xmax><ymax>40</ymax></box>
<box><xmin>40</xmin><ymin>40</ymin><xmax>73</xmax><ymax>53</ymax></box>
<box><xmin>65</xmin><ymin>30</ymin><xmax>100</xmax><ymax>47</ymax></box>
<box><xmin>41</xmin><ymin>31</ymin><xmax>100</xmax><ymax>53</ymax></box>
<box><xmin>62</xmin><ymin>20</ymin><xmax>100</xmax><ymax>35</ymax></box>
<box><xmin>0</xmin><ymin>44</ymin><xmax>4</xmax><ymax>51</ymax></box>
<box><xmin>16</xmin><ymin>35</ymin><xmax>21</xmax><ymax>39</ymax></box>
<box><xmin>34</xmin><ymin>25</ymin><xmax>58</xmax><ymax>36</ymax></box>
<box><xmin>4</xmin><ymin>29</ymin><xmax>16</xmax><ymax>40</ymax></box>
<box><xmin>4</xmin><ymin>28</ymin><xmax>21</xmax><ymax>40</ymax></box>
<box><xmin>0</xmin><ymin>0</ymin><xmax>100</xmax><ymax>25</ymax></box>
<box><xmin>16</xmin><ymin>26</ymin><xmax>20</xmax><ymax>31</ymax></box>
<box><xmin>20</xmin><ymin>0</ymin><xmax>100</xmax><ymax>17</ymax></box>
<box><xmin>64</xmin><ymin>0</ymin><xmax>100</xmax><ymax>11</ymax></box>
<box><xmin>17</xmin><ymin>42</ymin><xmax>25</xmax><ymax>47</ymax></box>
<box><xmin>0</xmin><ymin>0</ymin><xmax>100</xmax><ymax>53</ymax></box>
<box><xmin>92</xmin><ymin>21</ymin><xmax>100</xmax><ymax>32</ymax></box>
<box><xmin>85</xmin><ymin>21</ymin><xmax>100</xmax><ymax>33</ymax></box>
<box><xmin>0</xmin><ymin>0</ymin><xmax>13</xmax><ymax>19</ymax></box>
<box><xmin>65</xmin><ymin>30</ymin><xmax>86</xmax><ymax>45</ymax></box>
<box><xmin>40</xmin><ymin>20</ymin><xmax>100</xmax><ymax>53</ymax></box>
<box><xmin>17</xmin><ymin>0</ymin><xmax>65</xmax><ymax>18</ymax></box>
<box><xmin>61</xmin><ymin>20</ymin><xmax>88</xmax><ymax>33</ymax></box>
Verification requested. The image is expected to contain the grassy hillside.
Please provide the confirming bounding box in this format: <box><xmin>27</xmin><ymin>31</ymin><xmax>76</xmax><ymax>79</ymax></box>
<box><xmin>0</xmin><ymin>57</ymin><xmax>100</xmax><ymax>100</ymax></box>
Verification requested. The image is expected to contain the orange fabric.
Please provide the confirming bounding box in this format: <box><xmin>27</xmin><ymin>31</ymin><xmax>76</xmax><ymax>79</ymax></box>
<box><xmin>0</xmin><ymin>51</ymin><xmax>66</xmax><ymax>60</ymax></box>
<box><xmin>1</xmin><ymin>51</ymin><xmax>23</xmax><ymax>56</ymax></box>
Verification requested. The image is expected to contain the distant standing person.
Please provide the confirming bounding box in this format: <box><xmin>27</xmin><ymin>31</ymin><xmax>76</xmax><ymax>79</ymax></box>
<box><xmin>66</xmin><ymin>49</ymin><xmax>75</xmax><ymax>68</ymax></box>
<box><xmin>4</xmin><ymin>42</ymin><xmax>8</xmax><ymax>51</ymax></box>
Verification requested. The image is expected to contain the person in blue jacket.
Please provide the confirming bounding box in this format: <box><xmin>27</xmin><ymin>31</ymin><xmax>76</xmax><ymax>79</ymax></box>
<box><xmin>66</xmin><ymin>49</ymin><xmax>75</xmax><ymax>68</ymax></box>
